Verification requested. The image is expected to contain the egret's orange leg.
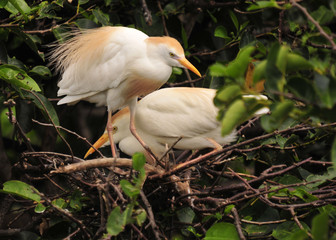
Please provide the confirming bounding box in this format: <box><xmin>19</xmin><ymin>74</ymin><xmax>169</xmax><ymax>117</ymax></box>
<box><xmin>128</xmin><ymin>101</ymin><xmax>158</xmax><ymax>163</ymax></box>
<box><xmin>206</xmin><ymin>138</ymin><xmax>223</xmax><ymax>151</ymax></box>
<box><xmin>107</xmin><ymin>110</ymin><xmax>118</xmax><ymax>158</ymax></box>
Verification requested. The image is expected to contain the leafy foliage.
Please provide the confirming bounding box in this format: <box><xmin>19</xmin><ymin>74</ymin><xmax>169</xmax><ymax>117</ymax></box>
<box><xmin>0</xmin><ymin>0</ymin><xmax>336</xmax><ymax>239</ymax></box>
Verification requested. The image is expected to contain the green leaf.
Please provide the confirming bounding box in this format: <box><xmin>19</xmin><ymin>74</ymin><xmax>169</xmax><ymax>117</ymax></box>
<box><xmin>120</xmin><ymin>180</ymin><xmax>140</xmax><ymax>198</ymax></box>
<box><xmin>276</xmin><ymin>45</ymin><xmax>289</xmax><ymax>74</ymax></box>
<box><xmin>122</xmin><ymin>203</ymin><xmax>134</xmax><ymax>225</ymax></box>
<box><xmin>22</xmin><ymin>91</ymin><xmax>60</xmax><ymax>126</ymax></box>
<box><xmin>176</xmin><ymin>207</ymin><xmax>195</xmax><ymax>224</ymax></box>
<box><xmin>307</xmin><ymin>167</ymin><xmax>336</xmax><ymax>188</ymax></box>
<box><xmin>332</xmin><ymin>136</ymin><xmax>336</xmax><ymax>168</ymax></box>
<box><xmin>210</xmin><ymin>46</ymin><xmax>255</xmax><ymax>80</ymax></box>
<box><xmin>29</xmin><ymin>66</ymin><xmax>52</xmax><ymax>78</ymax></box>
<box><xmin>36</xmin><ymin>1</ymin><xmax>62</xmax><ymax>20</ymax></box>
<box><xmin>221</xmin><ymin>99</ymin><xmax>247</xmax><ymax>136</ymax></box>
<box><xmin>79</xmin><ymin>0</ymin><xmax>90</xmax><ymax>5</ymax></box>
<box><xmin>11</xmin><ymin>28</ymin><xmax>39</xmax><ymax>56</ymax></box>
<box><xmin>253</xmin><ymin>60</ymin><xmax>267</xmax><ymax>83</ymax></box>
<box><xmin>207</xmin><ymin>10</ymin><xmax>217</xmax><ymax>23</ymax></box>
<box><xmin>314</xmin><ymin>73</ymin><xmax>333</xmax><ymax>108</ymax></box>
<box><xmin>214</xmin><ymin>26</ymin><xmax>230</xmax><ymax>40</ymax></box>
<box><xmin>0</xmin><ymin>65</ymin><xmax>41</xmax><ymax>92</ymax></box>
<box><xmin>287</xmin><ymin>76</ymin><xmax>316</xmax><ymax>102</ymax></box>
<box><xmin>52</xmin><ymin>198</ymin><xmax>67</xmax><ymax>209</ymax></box>
<box><xmin>181</xmin><ymin>25</ymin><xmax>188</xmax><ymax>49</ymax></box>
<box><xmin>34</xmin><ymin>202</ymin><xmax>46</xmax><ymax>213</ymax></box>
<box><xmin>209</xmin><ymin>62</ymin><xmax>227</xmax><ymax>77</ymax></box>
<box><xmin>291</xmin><ymin>188</ymin><xmax>318</xmax><ymax>202</ymax></box>
<box><xmin>172</xmin><ymin>67</ymin><xmax>183</xmax><ymax>75</ymax></box>
<box><xmin>229</xmin><ymin>11</ymin><xmax>239</xmax><ymax>31</ymax></box>
<box><xmin>286</xmin><ymin>53</ymin><xmax>313</xmax><ymax>72</ymax></box>
<box><xmin>264</xmin><ymin>43</ymin><xmax>284</xmax><ymax>92</ymax></box>
<box><xmin>224</xmin><ymin>205</ymin><xmax>235</xmax><ymax>215</ymax></box>
<box><xmin>135</xmin><ymin>209</ymin><xmax>147</xmax><ymax>226</ymax></box>
<box><xmin>311</xmin><ymin>5</ymin><xmax>334</xmax><ymax>26</ymax></box>
<box><xmin>312</xmin><ymin>212</ymin><xmax>329</xmax><ymax>240</ymax></box>
<box><xmin>6</xmin><ymin>0</ymin><xmax>31</xmax><ymax>21</ymax></box>
<box><xmin>204</xmin><ymin>222</ymin><xmax>240</xmax><ymax>240</ymax></box>
<box><xmin>92</xmin><ymin>8</ymin><xmax>110</xmax><ymax>26</ymax></box>
<box><xmin>186</xmin><ymin>226</ymin><xmax>202</xmax><ymax>237</ymax></box>
<box><xmin>216</xmin><ymin>85</ymin><xmax>241</xmax><ymax>104</ymax></box>
<box><xmin>0</xmin><ymin>0</ymin><xmax>8</xmax><ymax>8</ymax></box>
<box><xmin>2</xmin><ymin>180</ymin><xmax>41</xmax><ymax>202</ymax></box>
<box><xmin>272</xmin><ymin>221</ymin><xmax>309</xmax><ymax>240</ymax></box>
<box><xmin>247</xmin><ymin>0</ymin><xmax>281</xmax><ymax>11</ymax></box>
<box><xmin>106</xmin><ymin>206</ymin><xmax>124</xmax><ymax>236</ymax></box>
<box><xmin>132</xmin><ymin>152</ymin><xmax>146</xmax><ymax>171</ymax></box>
<box><xmin>261</xmin><ymin>100</ymin><xmax>294</xmax><ymax>132</ymax></box>
<box><xmin>69</xmin><ymin>190</ymin><xmax>84</xmax><ymax>211</ymax></box>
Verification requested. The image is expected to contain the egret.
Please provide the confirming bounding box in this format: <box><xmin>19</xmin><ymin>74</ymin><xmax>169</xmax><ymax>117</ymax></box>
<box><xmin>51</xmin><ymin>26</ymin><xmax>201</xmax><ymax>160</ymax></box>
<box><xmin>84</xmin><ymin>87</ymin><xmax>269</xmax><ymax>161</ymax></box>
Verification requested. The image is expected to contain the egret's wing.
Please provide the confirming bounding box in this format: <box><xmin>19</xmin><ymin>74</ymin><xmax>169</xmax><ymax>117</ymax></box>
<box><xmin>135</xmin><ymin>88</ymin><xmax>219</xmax><ymax>138</ymax></box>
<box><xmin>52</xmin><ymin>27</ymin><xmax>148</xmax><ymax>100</ymax></box>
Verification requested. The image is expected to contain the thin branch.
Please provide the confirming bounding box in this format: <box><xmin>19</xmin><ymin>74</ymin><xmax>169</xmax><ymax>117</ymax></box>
<box><xmin>231</xmin><ymin>207</ymin><xmax>246</xmax><ymax>240</ymax></box>
<box><xmin>22</xmin><ymin>89</ymin><xmax>74</xmax><ymax>159</ymax></box>
<box><xmin>157</xmin><ymin>0</ymin><xmax>169</xmax><ymax>36</ymax></box>
<box><xmin>39</xmin><ymin>193</ymin><xmax>91</xmax><ymax>238</ymax></box>
<box><xmin>140</xmin><ymin>190</ymin><xmax>163</xmax><ymax>240</ymax></box>
<box><xmin>149</xmin><ymin>122</ymin><xmax>336</xmax><ymax>179</ymax></box>
<box><xmin>51</xmin><ymin>157</ymin><xmax>161</xmax><ymax>175</ymax></box>
<box><xmin>166</xmin><ymin>76</ymin><xmax>205</xmax><ymax>87</ymax></box>
<box><xmin>140</xmin><ymin>0</ymin><xmax>152</xmax><ymax>26</ymax></box>
<box><xmin>4</xmin><ymin>99</ymin><xmax>34</xmax><ymax>152</ymax></box>
<box><xmin>32</xmin><ymin>119</ymin><xmax>104</xmax><ymax>158</ymax></box>
<box><xmin>23</xmin><ymin>5</ymin><xmax>95</xmax><ymax>35</ymax></box>
<box><xmin>290</xmin><ymin>0</ymin><xmax>336</xmax><ymax>51</ymax></box>
<box><xmin>130</xmin><ymin>223</ymin><xmax>149</xmax><ymax>240</ymax></box>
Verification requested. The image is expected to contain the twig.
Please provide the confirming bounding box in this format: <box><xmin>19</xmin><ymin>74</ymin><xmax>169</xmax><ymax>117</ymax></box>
<box><xmin>51</xmin><ymin>157</ymin><xmax>161</xmax><ymax>175</ymax></box>
<box><xmin>93</xmin><ymin>189</ymin><xmax>106</xmax><ymax>239</ymax></box>
<box><xmin>130</xmin><ymin>223</ymin><xmax>149</xmax><ymax>240</ymax></box>
<box><xmin>166</xmin><ymin>76</ymin><xmax>205</xmax><ymax>87</ymax></box>
<box><xmin>157</xmin><ymin>136</ymin><xmax>182</xmax><ymax>163</ymax></box>
<box><xmin>288</xmin><ymin>33</ymin><xmax>333</xmax><ymax>49</ymax></box>
<box><xmin>21</xmin><ymin>89</ymin><xmax>74</xmax><ymax>159</ymax></box>
<box><xmin>0</xmin><ymin>24</ymin><xmax>19</xmax><ymax>28</ymax></box>
<box><xmin>39</xmin><ymin>193</ymin><xmax>91</xmax><ymax>238</ymax></box>
<box><xmin>149</xmin><ymin>122</ymin><xmax>336</xmax><ymax>179</ymax></box>
<box><xmin>23</xmin><ymin>5</ymin><xmax>95</xmax><ymax>35</ymax></box>
<box><xmin>140</xmin><ymin>0</ymin><xmax>152</xmax><ymax>26</ymax></box>
<box><xmin>289</xmin><ymin>207</ymin><xmax>313</xmax><ymax>238</ymax></box>
<box><xmin>278</xmin><ymin>9</ymin><xmax>285</xmax><ymax>43</ymax></box>
<box><xmin>183</xmin><ymin>69</ymin><xmax>195</xmax><ymax>87</ymax></box>
<box><xmin>22</xmin><ymin>151</ymin><xmax>83</xmax><ymax>163</ymax></box>
<box><xmin>290</xmin><ymin>0</ymin><xmax>336</xmax><ymax>51</ymax></box>
<box><xmin>231</xmin><ymin>207</ymin><xmax>246</xmax><ymax>240</ymax></box>
<box><xmin>32</xmin><ymin>119</ymin><xmax>104</xmax><ymax>158</ymax></box>
<box><xmin>157</xmin><ymin>0</ymin><xmax>169</xmax><ymax>36</ymax></box>
<box><xmin>63</xmin><ymin>227</ymin><xmax>81</xmax><ymax>240</ymax></box>
<box><xmin>140</xmin><ymin>190</ymin><xmax>163</xmax><ymax>240</ymax></box>
<box><xmin>4</xmin><ymin>99</ymin><xmax>34</xmax><ymax>152</ymax></box>
<box><xmin>43</xmin><ymin>174</ymin><xmax>67</xmax><ymax>192</ymax></box>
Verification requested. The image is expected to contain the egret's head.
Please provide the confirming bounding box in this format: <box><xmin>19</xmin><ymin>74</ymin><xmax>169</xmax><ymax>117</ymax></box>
<box><xmin>146</xmin><ymin>36</ymin><xmax>201</xmax><ymax>77</ymax></box>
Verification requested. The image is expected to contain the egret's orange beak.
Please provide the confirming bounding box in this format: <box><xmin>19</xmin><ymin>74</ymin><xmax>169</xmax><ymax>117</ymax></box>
<box><xmin>178</xmin><ymin>57</ymin><xmax>201</xmax><ymax>77</ymax></box>
<box><xmin>84</xmin><ymin>132</ymin><xmax>109</xmax><ymax>159</ymax></box>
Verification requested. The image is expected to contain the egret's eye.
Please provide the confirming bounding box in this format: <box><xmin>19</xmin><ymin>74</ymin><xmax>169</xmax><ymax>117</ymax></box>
<box><xmin>113</xmin><ymin>126</ymin><xmax>118</xmax><ymax>132</ymax></box>
<box><xmin>169</xmin><ymin>52</ymin><xmax>176</xmax><ymax>57</ymax></box>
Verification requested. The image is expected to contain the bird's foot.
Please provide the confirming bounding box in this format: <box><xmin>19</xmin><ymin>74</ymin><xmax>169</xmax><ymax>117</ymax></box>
<box><xmin>106</xmin><ymin>125</ymin><xmax>118</xmax><ymax>159</ymax></box>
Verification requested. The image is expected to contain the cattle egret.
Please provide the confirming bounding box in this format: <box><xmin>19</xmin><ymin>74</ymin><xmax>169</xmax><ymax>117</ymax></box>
<box><xmin>51</xmin><ymin>26</ymin><xmax>201</xmax><ymax>160</ymax></box>
<box><xmin>85</xmin><ymin>87</ymin><xmax>268</xmax><ymax>161</ymax></box>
